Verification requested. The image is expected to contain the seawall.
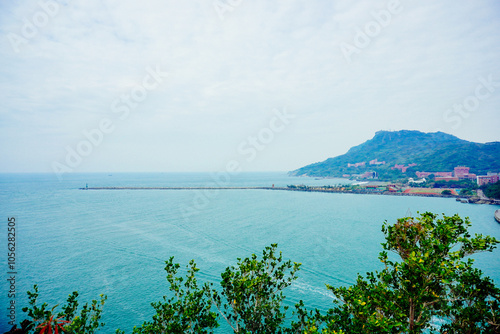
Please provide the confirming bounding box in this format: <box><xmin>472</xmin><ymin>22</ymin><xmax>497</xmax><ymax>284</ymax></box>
<box><xmin>79</xmin><ymin>186</ymin><xmax>500</xmax><ymax>204</ymax></box>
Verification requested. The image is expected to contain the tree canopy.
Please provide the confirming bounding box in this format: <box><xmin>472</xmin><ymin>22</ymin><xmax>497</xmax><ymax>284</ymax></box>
<box><xmin>10</xmin><ymin>212</ymin><xmax>500</xmax><ymax>334</ymax></box>
<box><xmin>481</xmin><ymin>180</ymin><xmax>500</xmax><ymax>199</ymax></box>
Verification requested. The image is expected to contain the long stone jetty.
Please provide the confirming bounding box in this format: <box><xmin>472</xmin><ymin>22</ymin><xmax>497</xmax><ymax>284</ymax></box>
<box><xmin>79</xmin><ymin>186</ymin><xmax>458</xmax><ymax>198</ymax></box>
<box><xmin>80</xmin><ymin>187</ymin><xmax>271</xmax><ymax>190</ymax></box>
<box><xmin>79</xmin><ymin>186</ymin><xmax>500</xmax><ymax>205</ymax></box>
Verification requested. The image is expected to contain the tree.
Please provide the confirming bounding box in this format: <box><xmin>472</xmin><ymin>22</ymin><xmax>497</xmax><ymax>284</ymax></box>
<box><xmin>481</xmin><ymin>180</ymin><xmax>500</xmax><ymax>199</ymax></box>
<box><xmin>441</xmin><ymin>189</ymin><xmax>452</xmax><ymax>195</ymax></box>
<box><xmin>127</xmin><ymin>244</ymin><xmax>302</xmax><ymax>334</ymax></box>
<box><xmin>323</xmin><ymin>212</ymin><xmax>499</xmax><ymax>333</ymax></box>
<box><xmin>459</xmin><ymin>188</ymin><xmax>473</xmax><ymax>196</ymax></box>
<box><xmin>15</xmin><ymin>213</ymin><xmax>500</xmax><ymax>333</ymax></box>
<box><xmin>443</xmin><ymin>267</ymin><xmax>500</xmax><ymax>333</ymax></box>
<box><xmin>207</xmin><ymin>243</ymin><xmax>301</xmax><ymax>334</ymax></box>
<box><xmin>129</xmin><ymin>258</ymin><xmax>218</xmax><ymax>334</ymax></box>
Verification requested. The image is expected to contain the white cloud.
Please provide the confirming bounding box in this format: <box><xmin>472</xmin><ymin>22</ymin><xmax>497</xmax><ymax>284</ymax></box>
<box><xmin>1</xmin><ymin>0</ymin><xmax>499</xmax><ymax>173</ymax></box>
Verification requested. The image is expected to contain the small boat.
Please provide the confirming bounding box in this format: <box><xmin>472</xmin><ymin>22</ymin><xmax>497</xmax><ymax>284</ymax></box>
<box><xmin>495</xmin><ymin>210</ymin><xmax>500</xmax><ymax>223</ymax></box>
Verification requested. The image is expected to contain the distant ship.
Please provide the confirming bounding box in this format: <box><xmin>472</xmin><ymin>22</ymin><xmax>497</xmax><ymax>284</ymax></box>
<box><xmin>495</xmin><ymin>210</ymin><xmax>500</xmax><ymax>223</ymax></box>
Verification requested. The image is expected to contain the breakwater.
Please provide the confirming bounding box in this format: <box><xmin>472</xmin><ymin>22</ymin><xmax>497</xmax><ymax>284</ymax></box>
<box><xmin>80</xmin><ymin>187</ymin><xmax>270</xmax><ymax>190</ymax></box>
<box><xmin>79</xmin><ymin>186</ymin><xmax>500</xmax><ymax>205</ymax></box>
<box><xmin>78</xmin><ymin>186</ymin><xmax>467</xmax><ymax>199</ymax></box>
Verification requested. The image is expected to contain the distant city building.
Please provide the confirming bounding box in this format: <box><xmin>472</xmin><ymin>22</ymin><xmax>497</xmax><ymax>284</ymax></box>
<box><xmin>452</xmin><ymin>166</ymin><xmax>476</xmax><ymax>180</ymax></box>
<box><xmin>408</xmin><ymin>177</ymin><xmax>426</xmax><ymax>184</ymax></box>
<box><xmin>350</xmin><ymin>171</ymin><xmax>378</xmax><ymax>179</ymax></box>
<box><xmin>369</xmin><ymin>159</ymin><xmax>386</xmax><ymax>165</ymax></box>
<box><xmin>391</xmin><ymin>163</ymin><xmax>417</xmax><ymax>173</ymax></box>
<box><xmin>361</xmin><ymin>171</ymin><xmax>378</xmax><ymax>179</ymax></box>
<box><xmin>392</xmin><ymin>164</ymin><xmax>409</xmax><ymax>172</ymax></box>
<box><xmin>416</xmin><ymin>171</ymin><xmax>454</xmax><ymax>178</ymax></box>
<box><xmin>477</xmin><ymin>174</ymin><xmax>500</xmax><ymax>186</ymax></box>
<box><xmin>416</xmin><ymin>166</ymin><xmax>498</xmax><ymax>184</ymax></box>
<box><xmin>454</xmin><ymin>166</ymin><xmax>470</xmax><ymax>178</ymax></box>
<box><xmin>347</xmin><ymin>162</ymin><xmax>366</xmax><ymax>167</ymax></box>
<box><xmin>435</xmin><ymin>176</ymin><xmax>459</xmax><ymax>181</ymax></box>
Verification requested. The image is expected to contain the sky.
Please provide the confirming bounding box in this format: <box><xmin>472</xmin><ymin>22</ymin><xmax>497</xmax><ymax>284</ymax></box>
<box><xmin>1</xmin><ymin>0</ymin><xmax>499</xmax><ymax>175</ymax></box>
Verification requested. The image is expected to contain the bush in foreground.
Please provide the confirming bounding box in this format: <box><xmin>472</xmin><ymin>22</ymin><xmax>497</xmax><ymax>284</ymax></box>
<box><xmin>6</xmin><ymin>286</ymin><xmax>106</xmax><ymax>334</ymax></box>
<box><xmin>9</xmin><ymin>212</ymin><xmax>500</xmax><ymax>333</ymax></box>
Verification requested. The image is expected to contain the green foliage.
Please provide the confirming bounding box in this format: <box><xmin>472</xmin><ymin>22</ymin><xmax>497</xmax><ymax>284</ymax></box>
<box><xmin>375</xmin><ymin>168</ymin><xmax>411</xmax><ymax>182</ymax></box>
<box><xmin>21</xmin><ymin>285</ymin><xmax>107</xmax><ymax>334</ymax></box>
<box><xmin>125</xmin><ymin>244</ymin><xmax>302</xmax><ymax>334</ymax></box>
<box><xmin>459</xmin><ymin>188</ymin><xmax>473</xmax><ymax>196</ymax></box>
<box><xmin>324</xmin><ymin>212</ymin><xmax>500</xmax><ymax>333</ymax></box>
<box><xmin>443</xmin><ymin>268</ymin><xmax>500</xmax><ymax>333</ymax></box>
<box><xmin>287</xmin><ymin>184</ymin><xmax>307</xmax><ymax>190</ymax></box>
<box><xmin>441</xmin><ymin>189</ymin><xmax>452</xmax><ymax>195</ymax></box>
<box><xmin>17</xmin><ymin>213</ymin><xmax>500</xmax><ymax>333</ymax></box>
<box><xmin>129</xmin><ymin>257</ymin><xmax>218</xmax><ymax>334</ymax></box>
<box><xmin>208</xmin><ymin>243</ymin><xmax>301</xmax><ymax>333</ymax></box>
<box><xmin>481</xmin><ymin>180</ymin><xmax>500</xmax><ymax>199</ymax></box>
<box><xmin>432</xmin><ymin>179</ymin><xmax>478</xmax><ymax>189</ymax></box>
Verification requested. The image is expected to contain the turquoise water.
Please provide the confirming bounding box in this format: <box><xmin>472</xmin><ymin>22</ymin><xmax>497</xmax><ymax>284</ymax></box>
<box><xmin>1</xmin><ymin>172</ymin><xmax>499</xmax><ymax>332</ymax></box>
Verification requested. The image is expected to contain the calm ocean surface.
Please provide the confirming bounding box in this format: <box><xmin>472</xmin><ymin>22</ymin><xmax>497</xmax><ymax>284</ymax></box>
<box><xmin>1</xmin><ymin>172</ymin><xmax>499</xmax><ymax>332</ymax></box>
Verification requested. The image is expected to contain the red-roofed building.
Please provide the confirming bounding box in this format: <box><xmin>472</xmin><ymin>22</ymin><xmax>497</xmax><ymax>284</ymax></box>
<box><xmin>477</xmin><ymin>174</ymin><xmax>499</xmax><ymax>186</ymax></box>
<box><xmin>392</xmin><ymin>164</ymin><xmax>408</xmax><ymax>172</ymax></box>
<box><xmin>435</xmin><ymin>176</ymin><xmax>459</xmax><ymax>181</ymax></box>
<box><xmin>454</xmin><ymin>166</ymin><xmax>470</xmax><ymax>178</ymax></box>
<box><xmin>369</xmin><ymin>159</ymin><xmax>386</xmax><ymax>165</ymax></box>
<box><xmin>416</xmin><ymin>171</ymin><xmax>453</xmax><ymax>178</ymax></box>
<box><xmin>347</xmin><ymin>162</ymin><xmax>366</xmax><ymax>168</ymax></box>
<box><xmin>435</xmin><ymin>172</ymin><xmax>453</xmax><ymax>177</ymax></box>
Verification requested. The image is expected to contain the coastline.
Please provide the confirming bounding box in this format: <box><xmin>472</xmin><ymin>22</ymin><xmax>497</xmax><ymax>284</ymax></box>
<box><xmin>80</xmin><ymin>186</ymin><xmax>500</xmax><ymax>205</ymax></box>
<box><xmin>266</xmin><ymin>187</ymin><xmax>499</xmax><ymax>203</ymax></box>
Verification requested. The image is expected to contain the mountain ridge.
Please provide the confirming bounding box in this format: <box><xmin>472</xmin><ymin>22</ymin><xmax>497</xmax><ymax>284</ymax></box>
<box><xmin>290</xmin><ymin>130</ymin><xmax>500</xmax><ymax>180</ymax></box>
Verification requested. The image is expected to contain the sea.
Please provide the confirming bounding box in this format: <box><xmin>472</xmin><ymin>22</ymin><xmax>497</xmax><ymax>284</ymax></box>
<box><xmin>0</xmin><ymin>172</ymin><xmax>499</xmax><ymax>333</ymax></box>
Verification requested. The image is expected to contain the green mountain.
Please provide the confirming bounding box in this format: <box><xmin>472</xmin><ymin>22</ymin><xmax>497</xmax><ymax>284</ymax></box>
<box><xmin>290</xmin><ymin>130</ymin><xmax>500</xmax><ymax>180</ymax></box>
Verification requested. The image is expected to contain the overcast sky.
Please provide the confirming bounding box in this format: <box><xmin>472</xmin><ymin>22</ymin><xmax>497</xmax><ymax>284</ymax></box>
<box><xmin>1</xmin><ymin>1</ymin><xmax>499</xmax><ymax>174</ymax></box>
